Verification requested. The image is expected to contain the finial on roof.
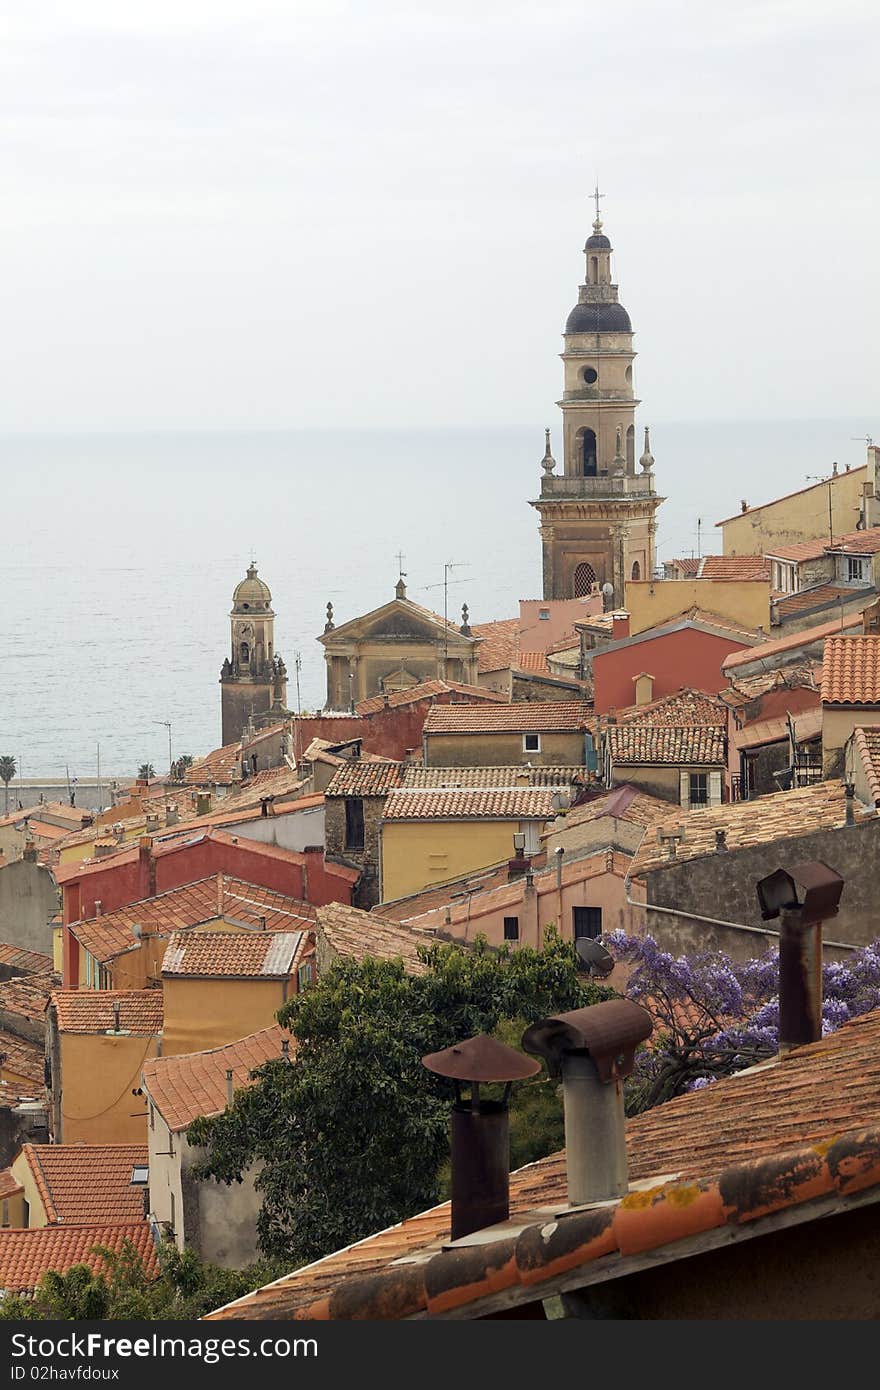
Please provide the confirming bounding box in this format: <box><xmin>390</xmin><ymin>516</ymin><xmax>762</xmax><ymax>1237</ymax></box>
<box><xmin>460</xmin><ymin>603</ymin><xmax>471</xmax><ymax>636</ymax></box>
<box><xmin>591</xmin><ymin>179</ymin><xmax>605</xmax><ymax>232</ymax></box>
<box><xmin>324</xmin><ymin>601</ymin><xmax>334</xmax><ymax>633</ymax></box>
<box><xmin>395</xmin><ymin>575</ymin><xmax>407</xmax><ymax>600</ymax></box>
<box><xmin>639</xmin><ymin>425</ymin><xmax>655</xmax><ymax>473</ymax></box>
<box><xmin>541</xmin><ymin>427</ymin><xmax>556</xmax><ymax>475</ymax></box>
<box><xmin>612</xmin><ymin>423</ymin><xmax>625</xmax><ymax>476</ymax></box>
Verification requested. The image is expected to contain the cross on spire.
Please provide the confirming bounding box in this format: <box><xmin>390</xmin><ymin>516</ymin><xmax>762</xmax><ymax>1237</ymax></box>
<box><xmin>591</xmin><ymin>180</ymin><xmax>604</xmax><ymax>225</ymax></box>
<box><xmin>396</xmin><ymin>549</ymin><xmax>407</xmax><ymax>580</ymax></box>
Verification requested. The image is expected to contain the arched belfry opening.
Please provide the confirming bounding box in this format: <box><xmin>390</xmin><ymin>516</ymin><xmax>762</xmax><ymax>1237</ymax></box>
<box><xmin>580</xmin><ymin>429</ymin><xmax>597</xmax><ymax>477</ymax></box>
<box><xmin>573</xmin><ymin>562</ymin><xmax>596</xmax><ymax>597</ymax></box>
<box><xmin>240</xmin><ymin>642</ymin><xmax>250</xmax><ymax>664</ymax></box>
<box><xmin>631</xmin><ymin>560</ymin><xmax>641</xmax><ymax>581</ymax></box>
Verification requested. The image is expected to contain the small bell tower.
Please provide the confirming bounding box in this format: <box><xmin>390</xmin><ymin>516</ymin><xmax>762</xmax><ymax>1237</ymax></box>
<box><xmin>219</xmin><ymin>562</ymin><xmax>287</xmax><ymax>745</ymax></box>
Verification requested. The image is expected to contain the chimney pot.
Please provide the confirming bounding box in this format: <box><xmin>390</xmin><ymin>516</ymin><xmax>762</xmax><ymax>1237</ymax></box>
<box><xmin>225</xmin><ymin>1068</ymin><xmax>234</xmax><ymax>1106</ymax></box>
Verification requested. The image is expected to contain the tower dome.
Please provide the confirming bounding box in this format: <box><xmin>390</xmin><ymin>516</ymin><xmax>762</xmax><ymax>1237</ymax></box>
<box><xmin>564</xmin><ymin>301</ymin><xmax>632</xmax><ymax>334</ymax></box>
<box><xmin>232</xmin><ymin>562</ymin><xmax>272</xmax><ymax>611</ymax></box>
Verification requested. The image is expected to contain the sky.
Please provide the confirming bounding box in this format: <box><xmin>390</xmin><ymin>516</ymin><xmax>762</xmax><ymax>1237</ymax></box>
<box><xmin>0</xmin><ymin>0</ymin><xmax>877</xmax><ymax>433</ymax></box>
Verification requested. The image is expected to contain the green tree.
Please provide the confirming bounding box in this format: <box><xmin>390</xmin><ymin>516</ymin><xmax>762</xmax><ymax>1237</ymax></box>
<box><xmin>137</xmin><ymin>763</ymin><xmax>156</xmax><ymax>781</ymax></box>
<box><xmin>188</xmin><ymin>932</ymin><xmax>611</xmax><ymax>1266</ymax></box>
<box><xmin>0</xmin><ymin>755</ymin><xmax>17</xmax><ymax>813</ymax></box>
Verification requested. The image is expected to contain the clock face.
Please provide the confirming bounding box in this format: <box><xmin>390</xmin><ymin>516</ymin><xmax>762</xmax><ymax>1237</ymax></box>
<box><xmin>239</xmin><ymin>623</ymin><xmax>254</xmax><ymax>640</ymax></box>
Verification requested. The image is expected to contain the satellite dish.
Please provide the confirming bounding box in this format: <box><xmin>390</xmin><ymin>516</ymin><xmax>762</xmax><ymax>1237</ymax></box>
<box><xmin>575</xmin><ymin>936</ymin><xmax>614</xmax><ymax>978</ymax></box>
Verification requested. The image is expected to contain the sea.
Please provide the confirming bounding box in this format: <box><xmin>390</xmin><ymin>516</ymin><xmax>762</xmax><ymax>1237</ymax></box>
<box><xmin>0</xmin><ymin>418</ymin><xmax>874</xmax><ymax>780</ymax></box>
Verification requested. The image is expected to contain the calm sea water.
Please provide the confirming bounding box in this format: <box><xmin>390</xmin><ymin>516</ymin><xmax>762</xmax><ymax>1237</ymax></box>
<box><xmin>0</xmin><ymin>419</ymin><xmax>873</xmax><ymax>778</ymax></box>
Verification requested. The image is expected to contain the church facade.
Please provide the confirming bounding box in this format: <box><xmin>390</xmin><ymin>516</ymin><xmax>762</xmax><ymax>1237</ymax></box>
<box><xmin>531</xmin><ymin>202</ymin><xmax>663</xmax><ymax>605</ymax></box>
<box><xmin>219</xmin><ymin>563</ymin><xmax>288</xmax><ymax>744</ymax></box>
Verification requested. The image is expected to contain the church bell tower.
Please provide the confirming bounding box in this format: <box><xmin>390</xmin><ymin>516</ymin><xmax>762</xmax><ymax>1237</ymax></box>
<box><xmin>219</xmin><ymin>562</ymin><xmax>288</xmax><ymax>745</ymax></box>
<box><xmin>531</xmin><ymin>193</ymin><xmax>663</xmax><ymax>605</ymax></box>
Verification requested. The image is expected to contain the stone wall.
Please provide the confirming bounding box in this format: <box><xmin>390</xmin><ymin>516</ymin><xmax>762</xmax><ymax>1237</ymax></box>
<box><xmin>0</xmin><ymin>859</ymin><xmax>59</xmax><ymax>955</ymax></box>
<box><xmin>324</xmin><ymin>794</ymin><xmax>385</xmax><ymax>908</ymax></box>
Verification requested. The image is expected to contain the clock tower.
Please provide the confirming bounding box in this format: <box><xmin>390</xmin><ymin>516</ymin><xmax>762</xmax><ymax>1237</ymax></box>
<box><xmin>219</xmin><ymin>562</ymin><xmax>288</xmax><ymax>745</ymax></box>
<box><xmin>530</xmin><ymin>196</ymin><xmax>664</xmax><ymax>604</ymax></box>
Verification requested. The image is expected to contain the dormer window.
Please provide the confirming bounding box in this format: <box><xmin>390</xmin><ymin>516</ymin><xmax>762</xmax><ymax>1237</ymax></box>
<box><xmin>845</xmin><ymin>555</ymin><xmax>870</xmax><ymax>583</ymax></box>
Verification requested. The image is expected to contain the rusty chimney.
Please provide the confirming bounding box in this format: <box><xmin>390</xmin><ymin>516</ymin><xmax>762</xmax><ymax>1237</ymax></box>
<box><xmin>422</xmin><ymin>1034</ymin><xmax>539</xmax><ymax>1240</ymax></box>
<box><xmin>522</xmin><ymin>1000</ymin><xmax>653</xmax><ymax>1206</ymax></box>
<box><xmin>756</xmin><ymin>860</ymin><xmax>845</xmax><ymax>1054</ymax></box>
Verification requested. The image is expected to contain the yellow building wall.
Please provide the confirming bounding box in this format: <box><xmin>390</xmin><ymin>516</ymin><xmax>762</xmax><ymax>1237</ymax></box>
<box><xmin>423</xmin><ymin>731</ymin><xmax>585</xmax><ymax>768</ymax></box>
<box><xmin>624</xmin><ymin>579</ymin><xmax>770</xmax><ymax>637</ymax></box>
<box><xmin>823</xmin><ymin>706</ymin><xmax>880</xmax><ymax>778</ymax></box>
<box><xmin>161</xmin><ymin>978</ymin><xmax>289</xmax><ymax>1056</ymax></box>
<box><xmin>10</xmin><ymin>1151</ymin><xmax>50</xmax><ymax>1228</ymax></box>
<box><xmin>83</xmin><ymin>916</ymin><xmax>253</xmax><ymax>991</ymax></box>
<box><xmin>60</xmin><ymin>1033</ymin><xmax>159</xmax><ymax>1144</ymax></box>
<box><xmin>1</xmin><ymin>1191</ymin><xmax>27</xmax><ymax>1228</ymax></box>
<box><xmin>53</xmin><ymin>926</ymin><xmax>63</xmax><ymax>974</ymax></box>
<box><xmin>57</xmin><ymin>824</ymin><xmax>144</xmax><ymax>866</ymax></box>
<box><xmin>718</xmin><ymin>468</ymin><xmax>867</xmax><ymax>557</ymax></box>
<box><xmin>381</xmin><ymin>819</ymin><xmax>532</xmax><ymax>900</ymax></box>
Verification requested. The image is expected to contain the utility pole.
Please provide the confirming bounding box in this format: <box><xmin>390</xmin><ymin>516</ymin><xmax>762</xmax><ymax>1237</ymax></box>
<box><xmin>807</xmin><ymin>472</ymin><xmax>834</xmax><ymax>549</ymax></box>
<box><xmin>153</xmin><ymin>721</ymin><xmax>172</xmax><ymax>776</ymax></box>
<box><xmin>96</xmin><ymin>743</ymin><xmax>102</xmax><ymax>812</ymax></box>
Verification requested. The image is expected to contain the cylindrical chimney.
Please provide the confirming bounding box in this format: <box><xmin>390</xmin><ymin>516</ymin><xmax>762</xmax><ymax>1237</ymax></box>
<box><xmin>778</xmin><ymin>906</ymin><xmax>822</xmax><ymax>1053</ymax></box>
<box><xmin>422</xmin><ymin>1034</ymin><xmax>539</xmax><ymax>1241</ymax></box>
<box><xmin>522</xmin><ymin>999</ymin><xmax>653</xmax><ymax>1208</ymax></box>
<box><xmin>225</xmin><ymin>1068</ymin><xmax>234</xmax><ymax>1106</ymax></box>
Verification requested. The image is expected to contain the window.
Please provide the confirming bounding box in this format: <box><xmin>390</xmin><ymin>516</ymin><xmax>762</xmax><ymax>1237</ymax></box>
<box><xmin>689</xmin><ymin>772</ymin><xmax>709</xmax><ymax>806</ymax></box>
<box><xmin>631</xmin><ymin>561</ymin><xmax>641</xmax><ymax>581</ymax></box>
<box><xmin>523</xmin><ymin>733</ymin><xmax>541</xmax><ymax>753</ymax></box>
<box><xmin>503</xmin><ymin>917</ymin><xmax>520</xmax><ymax>941</ymax></box>
<box><xmin>344</xmin><ymin>797</ymin><xmax>365</xmax><ymax>850</ymax></box>
<box><xmin>539</xmin><ymin>608</ymin><xmax>550</xmax><ymax>621</ymax></box>
<box><xmin>297</xmin><ymin>961</ymin><xmax>314</xmax><ymax>991</ymax></box>
<box><xmin>573</xmin><ymin>906</ymin><xmax>602</xmax><ymax>940</ymax></box>
<box><xmin>240</xmin><ymin>642</ymin><xmax>250</xmax><ymax>662</ymax></box>
<box><xmin>580</xmin><ymin>428</ymin><xmax>597</xmax><ymax>477</ymax></box>
<box><xmin>846</xmin><ymin>555</ymin><xmax>869</xmax><ymax>583</ymax></box>
<box><xmin>573</xmin><ymin>562</ymin><xmax>597</xmax><ymax>597</ymax></box>
<box><xmin>582</xmin><ymin>366</ymin><xmax>598</xmax><ymax>385</ymax></box>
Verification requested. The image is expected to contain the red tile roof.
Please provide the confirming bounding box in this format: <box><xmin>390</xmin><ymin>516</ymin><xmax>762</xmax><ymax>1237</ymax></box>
<box><xmin>828</xmin><ymin>525</ymin><xmax>880</xmax><ymax>555</ymax></box>
<box><xmin>668</xmin><ymin>556</ymin><xmax>701</xmax><ymax>576</ymax></box>
<box><xmin>0</xmin><ymin>944</ymin><xmax>54</xmax><ymax>975</ymax></box>
<box><xmin>0</xmin><ymin>974</ymin><xmax>59</xmax><ymax>1023</ymax></box>
<box><xmin>204</xmin><ymin>1005</ymin><xmax>880</xmax><ymax>1321</ymax></box>
<box><xmin>18</xmin><ymin>1144</ymin><xmax>148</xmax><ymax>1225</ymax></box>
<box><xmin>0</xmin><ymin>1222</ymin><xmax>158</xmax><ymax>1293</ymax></box>
<box><xmin>851</xmin><ymin>726</ymin><xmax>880</xmax><ymax>804</ymax></box>
<box><xmin>548</xmin><ymin>784</ymin><xmax>672</xmax><ymax>833</ymax></box>
<box><xmin>185</xmin><ymin>741</ymin><xmax>242</xmax><ymax>785</ymax></box>
<box><xmin>822</xmin><ymin>634</ymin><xmax>880</xmax><ymax>704</ymax></box>
<box><xmin>0</xmin><ymin>1031</ymin><xmax>43</xmax><ymax>1085</ymax></box>
<box><xmin>325</xmin><ymin>762</ymin><xmax>405</xmax><ymax>797</ymax></box>
<box><xmin>699</xmin><ymin>554</ymin><xmax>770</xmax><ymax>580</ymax></box>
<box><xmin>607</xmin><ymin>724</ymin><xmax>726</xmax><ymax>767</ymax></box>
<box><xmin>423</xmin><ymin>701</ymin><xmax>592</xmax><ymax>735</ymax></box>
<box><xmin>764</xmin><ymin>537</ymin><xmax>831</xmax><ymax>562</ymax></box>
<box><xmin>354</xmin><ymin>681</ymin><xmax>505</xmax><ymax>716</ymax></box>
<box><xmin>50</xmin><ymin>990</ymin><xmax>163</xmax><ymax>1035</ymax></box>
<box><xmin>161</xmin><ymin>930</ymin><xmax>306</xmax><ymax>980</ymax></box>
<box><xmin>615</xmin><ymin>687</ymin><xmax>728</xmax><ymax>728</ymax></box>
<box><xmin>142</xmin><ymin>1025</ymin><xmax>290</xmax><ymax>1132</ymax></box>
<box><xmin>721</xmin><ymin>611</ymin><xmax>864</xmax><ymax>671</ymax></box>
<box><xmin>471</xmin><ymin>619</ymin><xmax>519</xmax><ymax>673</ymax></box>
<box><xmin>71</xmin><ymin>875</ymin><xmax>315</xmax><ymax>964</ymax></box>
<box><xmin>383</xmin><ymin>788</ymin><xmax>558</xmax><ymax>822</ymax></box>
<box><xmin>0</xmin><ymin>1169</ymin><xmax>23</xmax><ymax>1200</ymax></box>
<box><xmin>316</xmin><ymin>903</ymin><xmax>431</xmax><ymax>975</ymax></box>
<box><xmin>774</xmin><ymin>585</ymin><xmax>853</xmax><ymax>619</ymax></box>
<box><xmin>401</xmin><ymin>766</ymin><xmax>586</xmax><ymax>788</ymax></box>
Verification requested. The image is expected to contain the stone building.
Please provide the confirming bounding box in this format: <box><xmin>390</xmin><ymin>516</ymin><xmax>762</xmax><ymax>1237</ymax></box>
<box><xmin>318</xmin><ymin>578</ymin><xmax>481</xmax><ymax>710</ymax></box>
<box><xmin>219</xmin><ymin>563</ymin><xmax>288</xmax><ymax>745</ymax></box>
<box><xmin>530</xmin><ymin>199</ymin><xmax>663</xmax><ymax>604</ymax></box>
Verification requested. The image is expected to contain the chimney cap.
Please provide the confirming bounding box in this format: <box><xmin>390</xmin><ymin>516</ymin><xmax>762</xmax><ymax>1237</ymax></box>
<box><xmin>521</xmin><ymin>999</ymin><xmax>653</xmax><ymax>1081</ymax></box>
<box><xmin>422</xmin><ymin>1033</ymin><xmax>539</xmax><ymax>1083</ymax></box>
<box><xmin>755</xmin><ymin>859</ymin><xmax>844</xmax><ymax>925</ymax></box>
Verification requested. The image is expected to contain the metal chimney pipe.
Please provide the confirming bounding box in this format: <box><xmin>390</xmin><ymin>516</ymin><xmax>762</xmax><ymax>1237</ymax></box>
<box><xmin>777</xmin><ymin>906</ymin><xmax>822</xmax><ymax>1053</ymax></box>
<box><xmin>225</xmin><ymin>1068</ymin><xmax>234</xmax><ymax>1106</ymax></box>
<box><xmin>522</xmin><ymin>1000</ymin><xmax>653</xmax><ymax>1208</ymax></box>
<box><xmin>422</xmin><ymin>1034</ymin><xmax>539</xmax><ymax>1241</ymax></box>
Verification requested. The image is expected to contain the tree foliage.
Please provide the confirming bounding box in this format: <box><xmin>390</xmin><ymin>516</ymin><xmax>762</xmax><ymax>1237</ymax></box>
<box><xmin>0</xmin><ymin>1238</ymin><xmax>291</xmax><ymax>1321</ymax></box>
<box><xmin>0</xmin><ymin>755</ymin><xmax>16</xmax><ymax>813</ymax></box>
<box><xmin>188</xmin><ymin>931</ymin><xmax>611</xmax><ymax>1265</ymax></box>
<box><xmin>137</xmin><ymin>763</ymin><xmax>156</xmax><ymax>781</ymax></box>
<box><xmin>608</xmin><ymin>930</ymin><xmax>880</xmax><ymax>1115</ymax></box>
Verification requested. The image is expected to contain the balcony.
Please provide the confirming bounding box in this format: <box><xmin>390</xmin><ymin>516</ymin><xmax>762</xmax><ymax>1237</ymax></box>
<box><xmin>536</xmin><ymin>473</ymin><xmax>657</xmax><ymax>501</ymax></box>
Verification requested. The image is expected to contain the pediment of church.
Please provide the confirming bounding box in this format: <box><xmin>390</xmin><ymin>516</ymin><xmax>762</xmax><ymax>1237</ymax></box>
<box><xmin>380</xmin><ymin>668</ymin><xmax>420</xmax><ymax>692</ymax></box>
<box><xmin>321</xmin><ymin>598</ymin><xmax>473</xmax><ymax>647</ymax></box>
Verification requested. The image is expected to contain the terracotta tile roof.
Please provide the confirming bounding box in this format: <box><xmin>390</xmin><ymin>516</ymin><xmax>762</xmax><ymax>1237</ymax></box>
<box><xmin>0</xmin><ymin>944</ymin><xmax>54</xmax><ymax>975</ymax></box>
<box><xmin>615</xmin><ymin>687</ymin><xmax>729</xmax><ymax>727</ymax></box>
<box><xmin>607</xmin><ymin>724</ymin><xmax>726</xmax><ymax>767</ymax></box>
<box><xmin>0</xmin><ymin>1222</ymin><xmax>158</xmax><ymax>1293</ymax></box>
<box><xmin>205</xmin><ymin>1005</ymin><xmax>880</xmax><ymax>1321</ymax></box>
<box><xmin>764</xmin><ymin>537</ymin><xmax>831</xmax><ymax>562</ymax></box>
<box><xmin>668</xmin><ymin>556</ymin><xmax>701</xmax><ymax>576</ymax></box>
<box><xmin>548</xmin><ymin>784</ymin><xmax>672</xmax><ymax>833</ymax></box>
<box><xmin>721</xmin><ymin>611</ymin><xmax>864</xmax><ymax>671</ymax></box>
<box><xmin>221</xmin><ymin>766</ymin><xmax>308</xmax><ymax>809</ymax></box>
<box><xmin>728</xmin><ymin>662</ymin><xmax>822</xmax><ymax>699</ymax></box>
<box><xmin>423</xmin><ymin>701</ymin><xmax>593</xmax><ymax>735</ymax></box>
<box><xmin>851</xmin><ymin>726</ymin><xmax>880</xmax><ymax>805</ymax></box>
<box><xmin>471</xmin><ymin>619</ymin><xmax>519</xmax><ymax>673</ymax></box>
<box><xmin>514</xmin><ymin>650</ymin><xmax>551</xmax><ymax>675</ymax></box>
<box><xmin>325</xmin><ymin>762</ymin><xmax>405</xmax><ymax>798</ymax></box>
<box><xmin>185</xmin><ymin>741</ymin><xmax>242</xmax><ymax>785</ymax></box>
<box><xmin>0</xmin><ymin>1169</ymin><xmax>23</xmax><ymax>1200</ymax></box>
<box><xmin>699</xmin><ymin>554</ymin><xmax>770</xmax><ymax>580</ymax></box>
<box><xmin>142</xmin><ymin>1025</ymin><xmax>290</xmax><ymax>1132</ymax></box>
<box><xmin>401</xmin><ymin>766</ymin><xmax>586</xmax><ymax>789</ymax></box>
<box><xmin>0</xmin><ymin>1031</ymin><xmax>43</xmax><ymax>1085</ymax></box>
<box><xmin>827</xmin><ymin>524</ymin><xmax>880</xmax><ymax>555</ymax></box>
<box><xmin>161</xmin><ymin>930</ymin><xmax>306</xmax><ymax>980</ymax></box>
<box><xmin>377</xmin><ymin>862</ymin><xmax>516</xmax><ymax>921</ymax></box>
<box><xmin>24</xmin><ymin>819</ymin><xmax>70</xmax><ymax>842</ymax></box>
<box><xmin>354</xmin><ymin>681</ymin><xmax>505</xmax><ymax>716</ymax></box>
<box><xmin>732</xmin><ymin>707</ymin><xmax>822</xmax><ymax>752</ymax></box>
<box><xmin>18</xmin><ymin>1143</ymin><xmax>147</xmax><ymax>1225</ymax></box>
<box><xmin>0</xmin><ymin>974</ymin><xmax>59</xmax><ymax>1023</ymax></box>
<box><xmin>0</xmin><ymin>805</ymin><xmax>42</xmax><ymax>830</ymax></box>
<box><xmin>383</xmin><ymin>787</ymin><xmax>558</xmax><ymax>822</ymax></box>
<box><xmin>672</xmin><ymin>606</ymin><xmax>762</xmax><ymax>640</ymax></box>
<box><xmin>50</xmin><ymin>990</ymin><xmax>163</xmax><ymax>1035</ymax></box>
<box><xmin>316</xmin><ymin>903</ymin><xmax>432</xmax><ymax>975</ymax></box>
<box><xmin>71</xmin><ymin>875</ymin><xmax>315</xmax><ymax>965</ymax></box>
<box><xmin>822</xmin><ymin>634</ymin><xmax>880</xmax><ymax>704</ymax></box>
<box><xmin>630</xmin><ymin>780</ymin><xmax>861</xmax><ymax>878</ymax></box>
<box><xmin>775</xmin><ymin>585</ymin><xmax>853</xmax><ymax>619</ymax></box>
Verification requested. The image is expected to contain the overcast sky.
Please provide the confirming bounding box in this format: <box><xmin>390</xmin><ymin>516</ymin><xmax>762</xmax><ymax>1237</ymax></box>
<box><xmin>0</xmin><ymin>1</ymin><xmax>876</xmax><ymax>432</ymax></box>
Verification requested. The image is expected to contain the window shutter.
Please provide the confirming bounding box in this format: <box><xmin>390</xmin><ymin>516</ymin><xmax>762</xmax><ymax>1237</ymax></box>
<box><xmin>679</xmin><ymin>770</ymin><xmax>690</xmax><ymax>808</ymax></box>
<box><xmin>709</xmin><ymin>771</ymin><xmax>723</xmax><ymax>807</ymax></box>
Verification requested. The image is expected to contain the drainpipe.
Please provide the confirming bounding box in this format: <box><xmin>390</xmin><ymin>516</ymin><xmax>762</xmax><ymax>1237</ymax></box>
<box><xmin>522</xmin><ymin>999</ymin><xmax>653</xmax><ymax>1205</ymax></box>
<box><xmin>554</xmin><ymin>845</ymin><xmax>564</xmax><ymax>932</ymax></box>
